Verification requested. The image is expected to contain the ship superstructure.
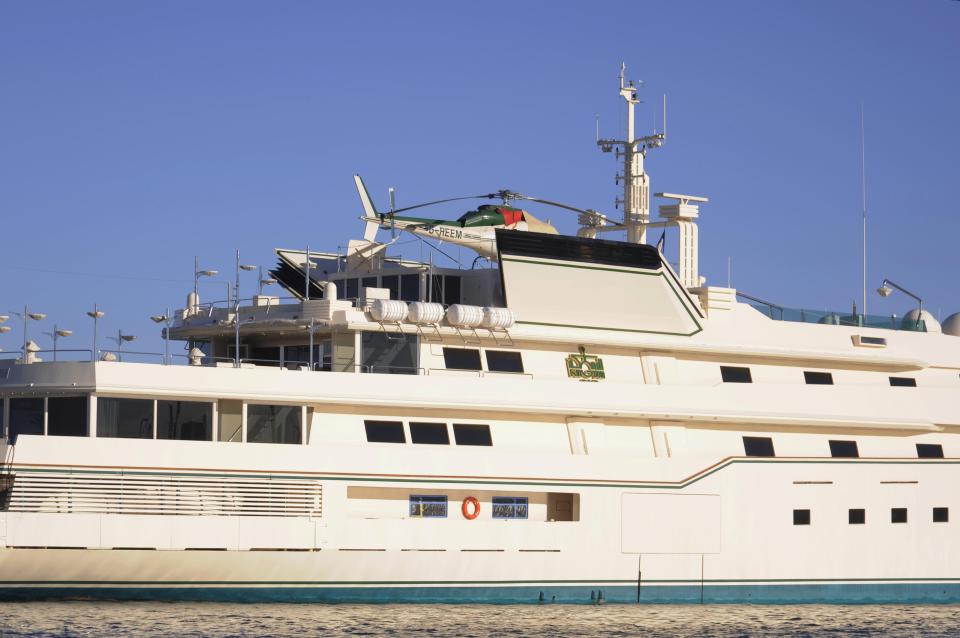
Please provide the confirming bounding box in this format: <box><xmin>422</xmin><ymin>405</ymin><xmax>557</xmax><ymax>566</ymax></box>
<box><xmin>1</xmin><ymin>67</ymin><xmax>960</xmax><ymax>603</ymax></box>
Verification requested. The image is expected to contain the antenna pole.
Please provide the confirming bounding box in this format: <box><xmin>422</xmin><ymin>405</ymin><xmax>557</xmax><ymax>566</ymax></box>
<box><xmin>860</xmin><ymin>103</ymin><xmax>868</xmax><ymax>316</ymax></box>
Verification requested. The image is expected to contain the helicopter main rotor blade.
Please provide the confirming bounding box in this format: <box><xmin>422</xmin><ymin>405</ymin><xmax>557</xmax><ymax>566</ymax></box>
<box><xmin>388</xmin><ymin>195</ymin><xmax>495</xmax><ymax>216</ymax></box>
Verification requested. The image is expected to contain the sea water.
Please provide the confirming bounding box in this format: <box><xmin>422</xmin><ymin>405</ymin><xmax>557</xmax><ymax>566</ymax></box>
<box><xmin>1</xmin><ymin>603</ymin><xmax>959</xmax><ymax>637</ymax></box>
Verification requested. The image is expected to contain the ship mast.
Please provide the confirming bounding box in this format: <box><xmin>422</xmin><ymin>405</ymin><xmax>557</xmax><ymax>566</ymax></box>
<box><xmin>597</xmin><ymin>63</ymin><xmax>665</xmax><ymax>245</ymax></box>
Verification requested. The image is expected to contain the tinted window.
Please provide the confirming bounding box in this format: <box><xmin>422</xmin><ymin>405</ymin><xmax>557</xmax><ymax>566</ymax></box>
<box><xmin>9</xmin><ymin>398</ymin><xmax>44</xmax><ymax>441</ymax></box>
<box><xmin>891</xmin><ymin>508</ymin><xmax>907</xmax><ymax>524</ymax></box>
<box><xmin>443</xmin><ymin>348</ymin><xmax>482</xmax><ymax>371</ymax></box>
<box><xmin>361</xmin><ymin>276</ymin><xmax>378</xmax><ymax>292</ymax></box>
<box><xmin>157</xmin><ymin>400</ymin><xmax>212</xmax><ymax>441</ymax></box>
<box><xmin>720</xmin><ymin>366</ymin><xmax>752</xmax><ymax>383</ymax></box>
<box><xmin>917</xmin><ymin>443</ymin><xmax>944</xmax><ymax>459</ymax></box>
<box><xmin>485</xmin><ymin>351</ymin><xmax>524</xmax><ymax>373</ymax></box>
<box><xmin>492</xmin><ymin>496</ymin><xmax>528</xmax><ymax>519</ymax></box>
<box><xmin>444</xmin><ymin>276</ymin><xmax>461</xmax><ymax>306</ymax></box>
<box><xmin>97</xmin><ymin>398</ymin><xmax>153</xmax><ymax>439</ymax></box>
<box><xmin>381</xmin><ymin>275</ymin><xmax>399</xmax><ymax>300</ymax></box>
<box><xmin>829</xmin><ymin>440</ymin><xmax>859</xmax><ymax>458</ymax></box>
<box><xmin>890</xmin><ymin>377</ymin><xmax>917</xmax><ymax>387</ymax></box>
<box><xmin>345</xmin><ymin>278</ymin><xmax>359</xmax><ymax>300</ymax></box>
<box><xmin>247</xmin><ymin>404</ymin><xmax>301</xmax><ymax>444</ymax></box>
<box><xmin>933</xmin><ymin>507</ymin><xmax>949</xmax><ymax>523</ymax></box>
<box><xmin>409</xmin><ymin>495</ymin><xmax>447</xmax><ymax>518</ymax></box>
<box><xmin>803</xmin><ymin>371</ymin><xmax>833</xmax><ymax>385</ymax></box>
<box><xmin>48</xmin><ymin>396</ymin><xmax>88</xmax><ymax>437</ymax></box>
<box><xmin>793</xmin><ymin>509</ymin><xmax>810</xmax><ymax>525</ymax></box>
<box><xmin>362</xmin><ymin>332</ymin><xmax>418</xmax><ymax>375</ymax></box>
<box><xmin>743</xmin><ymin>436</ymin><xmax>775</xmax><ymax>457</ymax></box>
<box><xmin>849</xmin><ymin>508</ymin><xmax>866</xmax><ymax>525</ymax></box>
<box><xmin>400</xmin><ymin>274</ymin><xmax>420</xmax><ymax>302</ymax></box>
<box><xmin>409</xmin><ymin>422</ymin><xmax>449</xmax><ymax>445</ymax></box>
<box><xmin>453</xmin><ymin>423</ymin><xmax>492</xmax><ymax>446</ymax></box>
<box><xmin>364</xmin><ymin>420</ymin><xmax>405</xmax><ymax>443</ymax></box>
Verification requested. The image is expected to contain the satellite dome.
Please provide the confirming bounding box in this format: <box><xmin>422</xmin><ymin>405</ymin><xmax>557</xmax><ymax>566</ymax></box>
<box><xmin>901</xmin><ymin>308</ymin><xmax>940</xmax><ymax>333</ymax></box>
<box><xmin>942</xmin><ymin>312</ymin><xmax>960</xmax><ymax>337</ymax></box>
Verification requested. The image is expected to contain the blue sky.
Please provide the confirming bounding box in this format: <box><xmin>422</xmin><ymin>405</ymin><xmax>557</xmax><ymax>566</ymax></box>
<box><xmin>1</xmin><ymin>1</ymin><xmax>958</xmax><ymax>357</ymax></box>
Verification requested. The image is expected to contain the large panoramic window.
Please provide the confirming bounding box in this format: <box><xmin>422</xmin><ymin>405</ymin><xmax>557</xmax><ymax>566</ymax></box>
<box><xmin>8</xmin><ymin>398</ymin><xmax>44</xmax><ymax>441</ymax></box>
<box><xmin>47</xmin><ymin>396</ymin><xmax>88</xmax><ymax>437</ymax></box>
<box><xmin>96</xmin><ymin>398</ymin><xmax>153</xmax><ymax>439</ymax></box>
<box><xmin>157</xmin><ymin>400</ymin><xmax>213</xmax><ymax>441</ymax></box>
<box><xmin>361</xmin><ymin>332</ymin><xmax>418</xmax><ymax>375</ymax></box>
<box><xmin>409</xmin><ymin>495</ymin><xmax>447</xmax><ymax>518</ymax></box>
<box><xmin>247</xmin><ymin>404</ymin><xmax>301</xmax><ymax>444</ymax></box>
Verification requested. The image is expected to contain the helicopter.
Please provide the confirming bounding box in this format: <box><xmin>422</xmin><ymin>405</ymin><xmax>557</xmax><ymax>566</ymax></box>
<box><xmin>353</xmin><ymin>175</ymin><xmax>610</xmax><ymax>261</ymax></box>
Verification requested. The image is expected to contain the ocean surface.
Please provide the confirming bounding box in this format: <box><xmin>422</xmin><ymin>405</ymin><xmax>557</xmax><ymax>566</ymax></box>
<box><xmin>0</xmin><ymin>603</ymin><xmax>958</xmax><ymax>637</ymax></box>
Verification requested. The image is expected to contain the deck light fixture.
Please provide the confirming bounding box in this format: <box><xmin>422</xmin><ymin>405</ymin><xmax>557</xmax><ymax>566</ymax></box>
<box><xmin>44</xmin><ymin>325</ymin><xmax>73</xmax><ymax>361</ymax></box>
<box><xmin>9</xmin><ymin>306</ymin><xmax>45</xmax><ymax>360</ymax></box>
<box><xmin>194</xmin><ymin>256</ymin><xmax>219</xmax><ymax>300</ymax></box>
<box><xmin>876</xmin><ymin>279</ymin><xmax>923</xmax><ymax>327</ymax></box>
<box><xmin>86</xmin><ymin>304</ymin><xmax>105</xmax><ymax>361</ymax></box>
<box><xmin>150</xmin><ymin>309</ymin><xmax>172</xmax><ymax>364</ymax></box>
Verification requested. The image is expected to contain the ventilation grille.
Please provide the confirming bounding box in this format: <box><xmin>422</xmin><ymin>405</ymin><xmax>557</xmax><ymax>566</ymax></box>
<box><xmin>5</xmin><ymin>472</ymin><xmax>322</xmax><ymax>518</ymax></box>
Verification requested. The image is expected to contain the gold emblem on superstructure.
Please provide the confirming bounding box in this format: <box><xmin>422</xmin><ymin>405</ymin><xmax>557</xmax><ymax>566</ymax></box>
<box><xmin>565</xmin><ymin>346</ymin><xmax>605</xmax><ymax>381</ymax></box>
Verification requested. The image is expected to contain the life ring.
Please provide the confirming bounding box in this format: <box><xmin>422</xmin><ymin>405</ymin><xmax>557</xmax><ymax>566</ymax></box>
<box><xmin>461</xmin><ymin>496</ymin><xmax>480</xmax><ymax>520</ymax></box>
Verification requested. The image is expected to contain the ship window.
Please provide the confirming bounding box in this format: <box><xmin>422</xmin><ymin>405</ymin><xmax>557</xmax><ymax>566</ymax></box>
<box><xmin>453</xmin><ymin>423</ymin><xmax>492</xmax><ymax>446</ymax></box>
<box><xmin>849</xmin><ymin>508</ymin><xmax>866</xmax><ymax>525</ymax></box>
<box><xmin>492</xmin><ymin>496</ymin><xmax>529</xmax><ymax>519</ymax></box>
<box><xmin>891</xmin><ymin>508</ymin><xmax>908</xmax><ymax>524</ymax></box>
<box><xmin>47</xmin><ymin>396</ymin><xmax>88</xmax><ymax>437</ymax></box>
<box><xmin>381</xmin><ymin>275</ymin><xmax>399</xmax><ymax>300</ymax></box>
<box><xmin>157</xmin><ymin>400</ymin><xmax>213</xmax><ymax>441</ymax></box>
<box><xmin>720</xmin><ymin>366</ymin><xmax>752</xmax><ymax>383</ymax></box>
<box><xmin>361</xmin><ymin>332</ymin><xmax>419</xmax><ymax>375</ymax></box>
<box><xmin>246</xmin><ymin>404</ymin><xmax>302</xmax><ymax>445</ymax></box>
<box><xmin>803</xmin><ymin>371</ymin><xmax>834</xmax><ymax>385</ymax></box>
<box><xmin>400</xmin><ymin>274</ymin><xmax>420</xmax><ymax>302</ymax></box>
<box><xmin>218</xmin><ymin>399</ymin><xmax>243</xmax><ymax>442</ymax></box>
<box><xmin>889</xmin><ymin>377</ymin><xmax>917</xmax><ymax>387</ymax></box>
<box><xmin>742</xmin><ymin>436</ymin><xmax>775</xmax><ymax>457</ymax></box>
<box><xmin>344</xmin><ymin>278</ymin><xmax>359</xmax><ymax>300</ymax></box>
<box><xmin>485</xmin><ymin>350</ymin><xmax>524</xmax><ymax>373</ymax></box>
<box><xmin>362</xmin><ymin>276</ymin><xmax>378</xmax><ymax>291</ymax></box>
<box><xmin>916</xmin><ymin>443</ymin><xmax>944</xmax><ymax>459</ymax></box>
<box><xmin>364</xmin><ymin>420</ymin><xmax>406</xmax><ymax>443</ymax></box>
<box><xmin>409</xmin><ymin>422</ymin><xmax>449</xmax><ymax>445</ymax></box>
<box><xmin>829</xmin><ymin>440</ymin><xmax>859</xmax><ymax>458</ymax></box>
<box><xmin>793</xmin><ymin>509</ymin><xmax>810</xmax><ymax>525</ymax></box>
<box><xmin>933</xmin><ymin>507</ymin><xmax>949</xmax><ymax>523</ymax></box>
<box><xmin>443</xmin><ymin>348</ymin><xmax>482</xmax><ymax>371</ymax></box>
<box><xmin>444</xmin><ymin>276</ymin><xmax>461</xmax><ymax>306</ymax></box>
<box><xmin>409</xmin><ymin>495</ymin><xmax>447</xmax><ymax>518</ymax></box>
<box><xmin>97</xmin><ymin>398</ymin><xmax>153</xmax><ymax>439</ymax></box>
<box><xmin>8</xmin><ymin>398</ymin><xmax>44</xmax><ymax>442</ymax></box>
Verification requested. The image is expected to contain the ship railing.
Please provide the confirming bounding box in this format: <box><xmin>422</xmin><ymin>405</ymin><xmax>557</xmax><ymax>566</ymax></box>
<box><xmin>0</xmin><ymin>349</ymin><xmax>94</xmax><ymax>362</ymax></box>
<box><xmin>737</xmin><ymin>292</ymin><xmax>927</xmax><ymax>332</ymax></box>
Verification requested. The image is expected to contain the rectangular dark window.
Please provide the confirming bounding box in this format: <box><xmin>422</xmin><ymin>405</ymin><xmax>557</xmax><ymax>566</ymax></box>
<box><xmin>47</xmin><ymin>396</ymin><xmax>88</xmax><ymax>437</ymax></box>
<box><xmin>364</xmin><ymin>420</ymin><xmax>406</xmax><ymax>443</ymax></box>
<box><xmin>444</xmin><ymin>276</ymin><xmax>461</xmax><ymax>306</ymax></box>
<box><xmin>803</xmin><ymin>371</ymin><xmax>834</xmax><ymax>385</ymax></box>
<box><xmin>492</xmin><ymin>496</ymin><xmax>529</xmax><ymax>519</ymax></box>
<box><xmin>849</xmin><ymin>508</ymin><xmax>866</xmax><ymax>525</ymax></box>
<box><xmin>381</xmin><ymin>275</ymin><xmax>399</xmax><ymax>300</ymax></box>
<box><xmin>409</xmin><ymin>422</ymin><xmax>449</xmax><ymax>445</ymax></box>
<box><xmin>889</xmin><ymin>377</ymin><xmax>917</xmax><ymax>387</ymax></box>
<box><xmin>361</xmin><ymin>276</ymin><xmax>378</xmax><ymax>291</ymax></box>
<box><xmin>247</xmin><ymin>404</ymin><xmax>302</xmax><ymax>444</ymax></box>
<box><xmin>345</xmin><ymin>278</ymin><xmax>359</xmax><ymax>300</ymax></box>
<box><xmin>793</xmin><ymin>509</ymin><xmax>811</xmax><ymax>525</ymax></box>
<box><xmin>157</xmin><ymin>400</ymin><xmax>213</xmax><ymax>441</ymax></box>
<box><xmin>9</xmin><ymin>398</ymin><xmax>44</xmax><ymax>442</ymax></box>
<box><xmin>409</xmin><ymin>495</ymin><xmax>447</xmax><ymax>518</ymax></box>
<box><xmin>400</xmin><ymin>274</ymin><xmax>420</xmax><ymax>302</ymax></box>
<box><xmin>453</xmin><ymin>423</ymin><xmax>492</xmax><ymax>446</ymax></box>
<box><xmin>443</xmin><ymin>347</ymin><xmax>482</xmax><ymax>371</ymax></box>
<box><xmin>829</xmin><ymin>440</ymin><xmax>859</xmax><ymax>458</ymax></box>
<box><xmin>917</xmin><ymin>443</ymin><xmax>944</xmax><ymax>459</ymax></box>
<box><xmin>485</xmin><ymin>350</ymin><xmax>524</xmax><ymax>373</ymax></box>
<box><xmin>742</xmin><ymin>436</ymin><xmax>775</xmax><ymax>457</ymax></box>
<box><xmin>933</xmin><ymin>507</ymin><xmax>949</xmax><ymax>523</ymax></box>
<box><xmin>891</xmin><ymin>508</ymin><xmax>908</xmax><ymax>524</ymax></box>
<box><xmin>720</xmin><ymin>366</ymin><xmax>752</xmax><ymax>383</ymax></box>
<box><xmin>97</xmin><ymin>398</ymin><xmax>153</xmax><ymax>439</ymax></box>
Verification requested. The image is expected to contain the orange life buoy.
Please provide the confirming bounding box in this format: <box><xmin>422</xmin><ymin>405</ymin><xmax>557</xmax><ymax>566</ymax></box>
<box><xmin>461</xmin><ymin>496</ymin><xmax>480</xmax><ymax>520</ymax></box>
